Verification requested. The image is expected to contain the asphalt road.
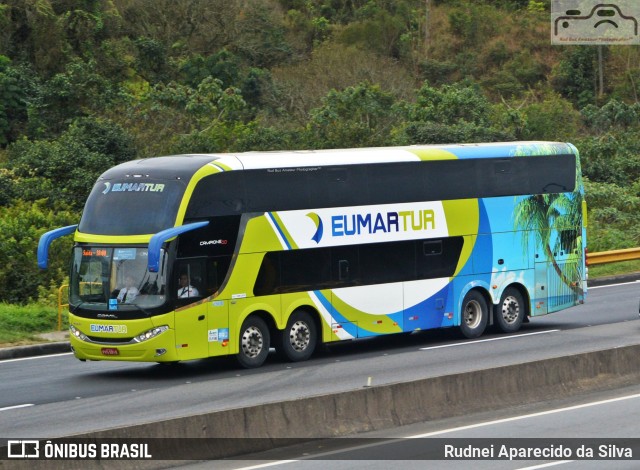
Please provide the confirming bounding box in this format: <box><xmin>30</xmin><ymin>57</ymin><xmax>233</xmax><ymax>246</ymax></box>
<box><xmin>1</xmin><ymin>280</ymin><xmax>639</xmax><ymax>439</ymax></box>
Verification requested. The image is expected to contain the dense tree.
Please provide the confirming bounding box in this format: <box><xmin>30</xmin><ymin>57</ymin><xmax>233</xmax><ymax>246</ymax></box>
<box><xmin>5</xmin><ymin>117</ymin><xmax>135</xmax><ymax>209</ymax></box>
<box><xmin>0</xmin><ymin>0</ymin><xmax>638</xmax><ymax>304</ymax></box>
<box><xmin>0</xmin><ymin>199</ymin><xmax>76</xmax><ymax>303</ymax></box>
<box><xmin>307</xmin><ymin>82</ymin><xmax>398</xmax><ymax>148</ymax></box>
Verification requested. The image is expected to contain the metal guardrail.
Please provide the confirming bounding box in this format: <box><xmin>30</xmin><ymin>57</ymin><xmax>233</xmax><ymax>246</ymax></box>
<box><xmin>587</xmin><ymin>247</ymin><xmax>640</xmax><ymax>266</ymax></box>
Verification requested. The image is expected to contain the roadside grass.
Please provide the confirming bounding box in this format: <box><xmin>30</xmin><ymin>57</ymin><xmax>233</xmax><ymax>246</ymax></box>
<box><xmin>588</xmin><ymin>260</ymin><xmax>640</xmax><ymax>279</ymax></box>
<box><xmin>0</xmin><ymin>303</ymin><xmax>66</xmax><ymax>347</ymax></box>
<box><xmin>0</xmin><ymin>262</ymin><xmax>638</xmax><ymax>347</ymax></box>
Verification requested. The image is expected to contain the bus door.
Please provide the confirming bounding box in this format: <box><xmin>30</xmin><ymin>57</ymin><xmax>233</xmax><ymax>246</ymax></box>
<box><xmin>207</xmin><ymin>256</ymin><xmax>232</xmax><ymax>356</ymax></box>
<box><xmin>174</xmin><ymin>259</ymin><xmax>208</xmax><ymax>360</ymax></box>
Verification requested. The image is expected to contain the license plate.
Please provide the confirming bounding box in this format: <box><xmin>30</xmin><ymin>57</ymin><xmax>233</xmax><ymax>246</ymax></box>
<box><xmin>101</xmin><ymin>347</ymin><xmax>119</xmax><ymax>356</ymax></box>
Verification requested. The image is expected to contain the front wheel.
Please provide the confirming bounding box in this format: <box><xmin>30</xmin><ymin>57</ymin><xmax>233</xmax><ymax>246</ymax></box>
<box><xmin>459</xmin><ymin>290</ymin><xmax>488</xmax><ymax>339</ymax></box>
<box><xmin>495</xmin><ymin>287</ymin><xmax>526</xmax><ymax>333</ymax></box>
<box><xmin>279</xmin><ymin>310</ymin><xmax>317</xmax><ymax>362</ymax></box>
<box><xmin>237</xmin><ymin>316</ymin><xmax>270</xmax><ymax>369</ymax></box>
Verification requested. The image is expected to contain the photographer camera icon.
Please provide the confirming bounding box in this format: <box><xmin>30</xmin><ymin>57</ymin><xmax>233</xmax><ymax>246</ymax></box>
<box><xmin>553</xmin><ymin>3</ymin><xmax>638</xmax><ymax>43</ymax></box>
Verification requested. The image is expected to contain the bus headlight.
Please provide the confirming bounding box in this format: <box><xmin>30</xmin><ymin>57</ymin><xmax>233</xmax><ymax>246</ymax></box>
<box><xmin>134</xmin><ymin>325</ymin><xmax>169</xmax><ymax>343</ymax></box>
<box><xmin>69</xmin><ymin>325</ymin><xmax>89</xmax><ymax>342</ymax></box>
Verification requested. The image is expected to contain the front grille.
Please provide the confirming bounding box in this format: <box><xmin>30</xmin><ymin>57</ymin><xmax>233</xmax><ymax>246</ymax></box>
<box><xmin>85</xmin><ymin>335</ymin><xmax>135</xmax><ymax>345</ymax></box>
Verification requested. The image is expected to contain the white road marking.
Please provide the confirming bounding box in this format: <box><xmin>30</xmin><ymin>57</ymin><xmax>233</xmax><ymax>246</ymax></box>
<box><xmin>420</xmin><ymin>330</ymin><xmax>559</xmax><ymax>350</ymax></box>
<box><xmin>0</xmin><ymin>352</ymin><xmax>73</xmax><ymax>364</ymax></box>
<box><xmin>0</xmin><ymin>403</ymin><xmax>34</xmax><ymax>412</ymax></box>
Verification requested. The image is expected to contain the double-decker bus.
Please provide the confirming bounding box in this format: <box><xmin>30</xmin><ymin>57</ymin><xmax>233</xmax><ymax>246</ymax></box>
<box><xmin>38</xmin><ymin>142</ymin><xmax>586</xmax><ymax>368</ymax></box>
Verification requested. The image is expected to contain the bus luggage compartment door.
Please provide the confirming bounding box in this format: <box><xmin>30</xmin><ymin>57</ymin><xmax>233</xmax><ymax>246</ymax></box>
<box><xmin>535</xmin><ymin>259</ymin><xmax>581</xmax><ymax>315</ymax></box>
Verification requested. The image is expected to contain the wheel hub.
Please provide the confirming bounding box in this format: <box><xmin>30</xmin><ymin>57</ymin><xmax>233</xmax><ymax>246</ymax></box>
<box><xmin>289</xmin><ymin>321</ymin><xmax>310</xmax><ymax>352</ymax></box>
<box><xmin>464</xmin><ymin>300</ymin><xmax>482</xmax><ymax>329</ymax></box>
<box><xmin>241</xmin><ymin>326</ymin><xmax>263</xmax><ymax>358</ymax></box>
<box><xmin>501</xmin><ymin>296</ymin><xmax>519</xmax><ymax>324</ymax></box>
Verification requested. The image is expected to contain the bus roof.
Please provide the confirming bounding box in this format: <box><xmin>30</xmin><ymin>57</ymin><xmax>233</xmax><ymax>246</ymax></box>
<box><xmin>192</xmin><ymin>141</ymin><xmax>576</xmax><ymax>170</ymax></box>
<box><xmin>103</xmin><ymin>141</ymin><xmax>576</xmax><ymax>180</ymax></box>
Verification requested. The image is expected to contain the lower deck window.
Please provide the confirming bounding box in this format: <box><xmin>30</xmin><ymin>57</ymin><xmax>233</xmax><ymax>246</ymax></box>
<box><xmin>253</xmin><ymin>236</ymin><xmax>463</xmax><ymax>296</ymax></box>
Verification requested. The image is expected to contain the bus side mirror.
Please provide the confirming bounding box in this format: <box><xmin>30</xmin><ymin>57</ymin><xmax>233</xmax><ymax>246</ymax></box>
<box><xmin>37</xmin><ymin>225</ymin><xmax>78</xmax><ymax>269</ymax></box>
<box><xmin>147</xmin><ymin>221</ymin><xmax>209</xmax><ymax>272</ymax></box>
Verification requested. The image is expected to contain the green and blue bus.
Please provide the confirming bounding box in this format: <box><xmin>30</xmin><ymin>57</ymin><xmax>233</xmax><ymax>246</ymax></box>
<box><xmin>38</xmin><ymin>142</ymin><xmax>587</xmax><ymax>368</ymax></box>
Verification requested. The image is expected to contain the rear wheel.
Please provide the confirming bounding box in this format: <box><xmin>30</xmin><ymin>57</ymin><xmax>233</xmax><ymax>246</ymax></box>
<box><xmin>495</xmin><ymin>287</ymin><xmax>525</xmax><ymax>333</ymax></box>
<box><xmin>237</xmin><ymin>316</ymin><xmax>270</xmax><ymax>369</ymax></box>
<box><xmin>279</xmin><ymin>310</ymin><xmax>317</xmax><ymax>362</ymax></box>
<box><xmin>459</xmin><ymin>290</ymin><xmax>488</xmax><ymax>339</ymax></box>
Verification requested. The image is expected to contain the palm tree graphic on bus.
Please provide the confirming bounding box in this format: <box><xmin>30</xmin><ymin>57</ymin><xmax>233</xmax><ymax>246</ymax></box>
<box><xmin>512</xmin><ymin>144</ymin><xmax>584</xmax><ymax>298</ymax></box>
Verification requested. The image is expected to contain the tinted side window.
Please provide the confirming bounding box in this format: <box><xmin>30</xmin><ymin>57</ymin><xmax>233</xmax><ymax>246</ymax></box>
<box><xmin>177</xmin><ymin>216</ymin><xmax>241</xmax><ymax>258</ymax></box>
<box><xmin>187</xmin><ymin>154</ymin><xmax>577</xmax><ymax>217</ymax></box>
<box><xmin>416</xmin><ymin>237</ymin><xmax>464</xmax><ymax>279</ymax></box>
<box><xmin>253</xmin><ymin>236</ymin><xmax>464</xmax><ymax>296</ymax></box>
<box><xmin>359</xmin><ymin>241</ymin><xmax>415</xmax><ymax>284</ymax></box>
<box><xmin>186</xmin><ymin>172</ymin><xmax>245</xmax><ymax>217</ymax></box>
<box><xmin>279</xmin><ymin>248</ymin><xmax>331</xmax><ymax>292</ymax></box>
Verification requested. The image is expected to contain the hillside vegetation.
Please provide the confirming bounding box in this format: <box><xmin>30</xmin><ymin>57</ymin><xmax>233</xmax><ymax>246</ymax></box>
<box><xmin>1</xmin><ymin>0</ymin><xmax>639</xmax><ymax>304</ymax></box>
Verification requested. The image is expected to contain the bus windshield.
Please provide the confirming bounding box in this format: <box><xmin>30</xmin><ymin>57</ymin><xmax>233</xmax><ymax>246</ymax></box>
<box><xmin>70</xmin><ymin>246</ymin><xmax>167</xmax><ymax>310</ymax></box>
<box><xmin>78</xmin><ymin>179</ymin><xmax>185</xmax><ymax>235</ymax></box>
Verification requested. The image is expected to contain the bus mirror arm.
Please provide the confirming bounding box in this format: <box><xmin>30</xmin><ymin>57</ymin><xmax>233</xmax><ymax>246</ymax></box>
<box><xmin>37</xmin><ymin>225</ymin><xmax>78</xmax><ymax>269</ymax></box>
<box><xmin>147</xmin><ymin>221</ymin><xmax>210</xmax><ymax>272</ymax></box>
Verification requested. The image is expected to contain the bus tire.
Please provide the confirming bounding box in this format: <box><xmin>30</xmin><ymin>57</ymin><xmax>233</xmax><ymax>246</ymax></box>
<box><xmin>237</xmin><ymin>316</ymin><xmax>270</xmax><ymax>369</ymax></box>
<box><xmin>495</xmin><ymin>287</ymin><xmax>525</xmax><ymax>333</ymax></box>
<box><xmin>279</xmin><ymin>310</ymin><xmax>317</xmax><ymax>362</ymax></box>
<box><xmin>459</xmin><ymin>290</ymin><xmax>488</xmax><ymax>339</ymax></box>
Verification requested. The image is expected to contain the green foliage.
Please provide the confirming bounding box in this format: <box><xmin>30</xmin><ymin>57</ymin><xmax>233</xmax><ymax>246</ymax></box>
<box><xmin>0</xmin><ymin>302</ymin><xmax>63</xmax><ymax>343</ymax></box>
<box><xmin>527</xmin><ymin>1</ymin><xmax>547</xmax><ymax>12</ymax></box>
<box><xmin>396</xmin><ymin>80</ymin><xmax>514</xmax><ymax>143</ymax></box>
<box><xmin>551</xmin><ymin>47</ymin><xmax>597</xmax><ymax>108</ymax></box>
<box><xmin>418</xmin><ymin>59</ymin><xmax>459</xmax><ymax>86</ymax></box>
<box><xmin>0</xmin><ymin>199</ymin><xmax>77</xmax><ymax>304</ymax></box>
<box><xmin>338</xmin><ymin>7</ymin><xmax>409</xmax><ymax>58</ymax></box>
<box><xmin>589</xmin><ymin>260</ymin><xmax>640</xmax><ymax>279</ymax></box>
<box><xmin>31</xmin><ymin>58</ymin><xmax>124</xmax><ymax>137</ymax></box>
<box><xmin>520</xmin><ymin>94</ymin><xmax>581</xmax><ymax>141</ymax></box>
<box><xmin>578</xmin><ymin>133</ymin><xmax>640</xmax><ymax>187</ymax></box>
<box><xmin>0</xmin><ymin>0</ymin><xmax>639</xmax><ymax>316</ymax></box>
<box><xmin>483</xmin><ymin>52</ymin><xmax>546</xmax><ymax>98</ymax></box>
<box><xmin>0</xmin><ymin>59</ymin><xmax>39</xmax><ymax>146</ymax></box>
<box><xmin>307</xmin><ymin>82</ymin><xmax>398</xmax><ymax>148</ymax></box>
<box><xmin>394</xmin><ymin>121</ymin><xmax>514</xmax><ymax>145</ymax></box>
<box><xmin>581</xmin><ymin>99</ymin><xmax>640</xmax><ymax>133</ymax></box>
<box><xmin>0</xmin><ymin>168</ymin><xmax>16</xmax><ymax>205</ymax></box>
<box><xmin>233</xmin><ymin>2</ymin><xmax>293</xmax><ymax>68</ymax></box>
<box><xmin>6</xmin><ymin>117</ymin><xmax>136</xmax><ymax>209</ymax></box>
<box><xmin>180</xmin><ymin>50</ymin><xmax>241</xmax><ymax>89</ymax></box>
<box><xmin>447</xmin><ymin>3</ymin><xmax>502</xmax><ymax>48</ymax></box>
<box><xmin>410</xmin><ymin>80</ymin><xmax>491</xmax><ymax>126</ymax></box>
<box><xmin>584</xmin><ymin>179</ymin><xmax>640</xmax><ymax>251</ymax></box>
<box><xmin>133</xmin><ymin>37</ymin><xmax>168</xmax><ymax>83</ymax></box>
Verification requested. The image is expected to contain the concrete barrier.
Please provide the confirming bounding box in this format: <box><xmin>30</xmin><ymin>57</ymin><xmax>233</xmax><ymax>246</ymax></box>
<box><xmin>83</xmin><ymin>344</ymin><xmax>639</xmax><ymax>442</ymax></box>
<box><xmin>0</xmin><ymin>341</ymin><xmax>70</xmax><ymax>360</ymax></box>
<box><xmin>7</xmin><ymin>343</ymin><xmax>636</xmax><ymax>469</ymax></box>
